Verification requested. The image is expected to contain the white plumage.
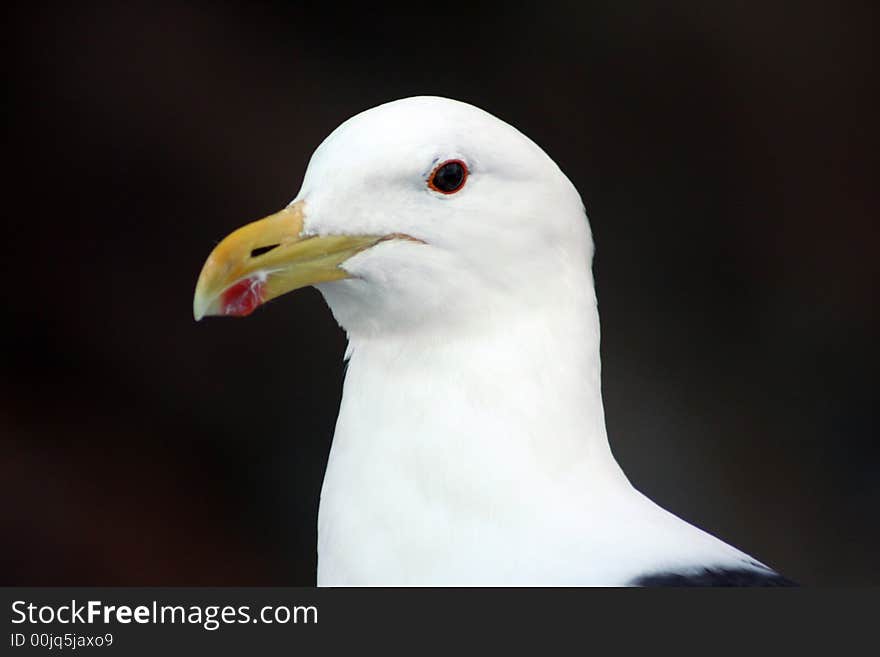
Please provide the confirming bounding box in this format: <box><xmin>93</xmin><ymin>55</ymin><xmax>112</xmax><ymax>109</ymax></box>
<box><xmin>196</xmin><ymin>96</ymin><xmax>790</xmax><ymax>586</ymax></box>
<box><xmin>299</xmin><ymin>97</ymin><xmax>780</xmax><ymax>585</ymax></box>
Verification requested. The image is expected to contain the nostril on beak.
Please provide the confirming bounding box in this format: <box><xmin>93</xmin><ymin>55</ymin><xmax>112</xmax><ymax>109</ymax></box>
<box><xmin>250</xmin><ymin>244</ymin><xmax>280</xmax><ymax>258</ymax></box>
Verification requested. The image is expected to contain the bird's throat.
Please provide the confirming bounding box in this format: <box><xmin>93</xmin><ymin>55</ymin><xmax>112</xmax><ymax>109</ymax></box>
<box><xmin>328</xmin><ymin>305</ymin><xmax>621</xmax><ymax>496</ymax></box>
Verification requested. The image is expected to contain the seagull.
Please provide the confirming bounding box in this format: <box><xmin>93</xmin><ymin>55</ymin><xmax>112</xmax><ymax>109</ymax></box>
<box><xmin>193</xmin><ymin>96</ymin><xmax>794</xmax><ymax>586</ymax></box>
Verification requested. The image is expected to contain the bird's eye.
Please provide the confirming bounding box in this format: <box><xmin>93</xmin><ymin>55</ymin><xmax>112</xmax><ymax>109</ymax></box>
<box><xmin>428</xmin><ymin>159</ymin><xmax>468</xmax><ymax>194</ymax></box>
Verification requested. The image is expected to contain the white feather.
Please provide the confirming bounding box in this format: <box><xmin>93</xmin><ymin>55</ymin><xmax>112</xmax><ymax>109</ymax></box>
<box><xmin>287</xmin><ymin>96</ymin><xmax>768</xmax><ymax>585</ymax></box>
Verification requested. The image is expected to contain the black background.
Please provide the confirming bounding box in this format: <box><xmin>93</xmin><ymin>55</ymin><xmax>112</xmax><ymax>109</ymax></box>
<box><xmin>5</xmin><ymin>2</ymin><xmax>877</xmax><ymax>585</ymax></box>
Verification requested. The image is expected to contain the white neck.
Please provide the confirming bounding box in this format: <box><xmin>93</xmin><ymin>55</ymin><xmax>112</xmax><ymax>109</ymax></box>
<box><xmin>316</xmin><ymin>266</ymin><xmax>692</xmax><ymax>584</ymax></box>
<box><xmin>346</xmin><ymin>260</ymin><xmax>623</xmax><ymax>480</ymax></box>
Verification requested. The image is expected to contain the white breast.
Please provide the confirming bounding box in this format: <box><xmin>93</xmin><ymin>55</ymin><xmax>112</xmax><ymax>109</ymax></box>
<box><xmin>315</xmin><ymin>316</ymin><xmax>762</xmax><ymax>586</ymax></box>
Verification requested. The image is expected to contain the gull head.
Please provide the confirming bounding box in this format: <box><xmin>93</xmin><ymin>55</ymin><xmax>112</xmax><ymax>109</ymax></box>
<box><xmin>193</xmin><ymin>96</ymin><xmax>594</xmax><ymax>336</ymax></box>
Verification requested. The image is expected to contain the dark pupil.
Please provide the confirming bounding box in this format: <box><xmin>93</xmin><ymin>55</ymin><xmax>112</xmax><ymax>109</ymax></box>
<box><xmin>434</xmin><ymin>162</ymin><xmax>464</xmax><ymax>192</ymax></box>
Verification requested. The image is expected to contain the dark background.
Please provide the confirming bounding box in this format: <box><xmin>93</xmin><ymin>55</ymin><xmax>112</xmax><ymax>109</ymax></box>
<box><xmin>4</xmin><ymin>2</ymin><xmax>877</xmax><ymax>585</ymax></box>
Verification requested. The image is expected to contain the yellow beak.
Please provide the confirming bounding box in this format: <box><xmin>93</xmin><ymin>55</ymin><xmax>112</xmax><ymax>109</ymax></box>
<box><xmin>192</xmin><ymin>201</ymin><xmax>384</xmax><ymax>320</ymax></box>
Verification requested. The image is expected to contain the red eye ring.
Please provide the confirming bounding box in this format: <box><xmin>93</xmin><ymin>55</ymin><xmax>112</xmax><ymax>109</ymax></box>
<box><xmin>427</xmin><ymin>159</ymin><xmax>468</xmax><ymax>194</ymax></box>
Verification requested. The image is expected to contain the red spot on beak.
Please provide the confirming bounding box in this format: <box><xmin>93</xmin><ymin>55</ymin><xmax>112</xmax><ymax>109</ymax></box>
<box><xmin>220</xmin><ymin>277</ymin><xmax>266</xmax><ymax>317</ymax></box>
